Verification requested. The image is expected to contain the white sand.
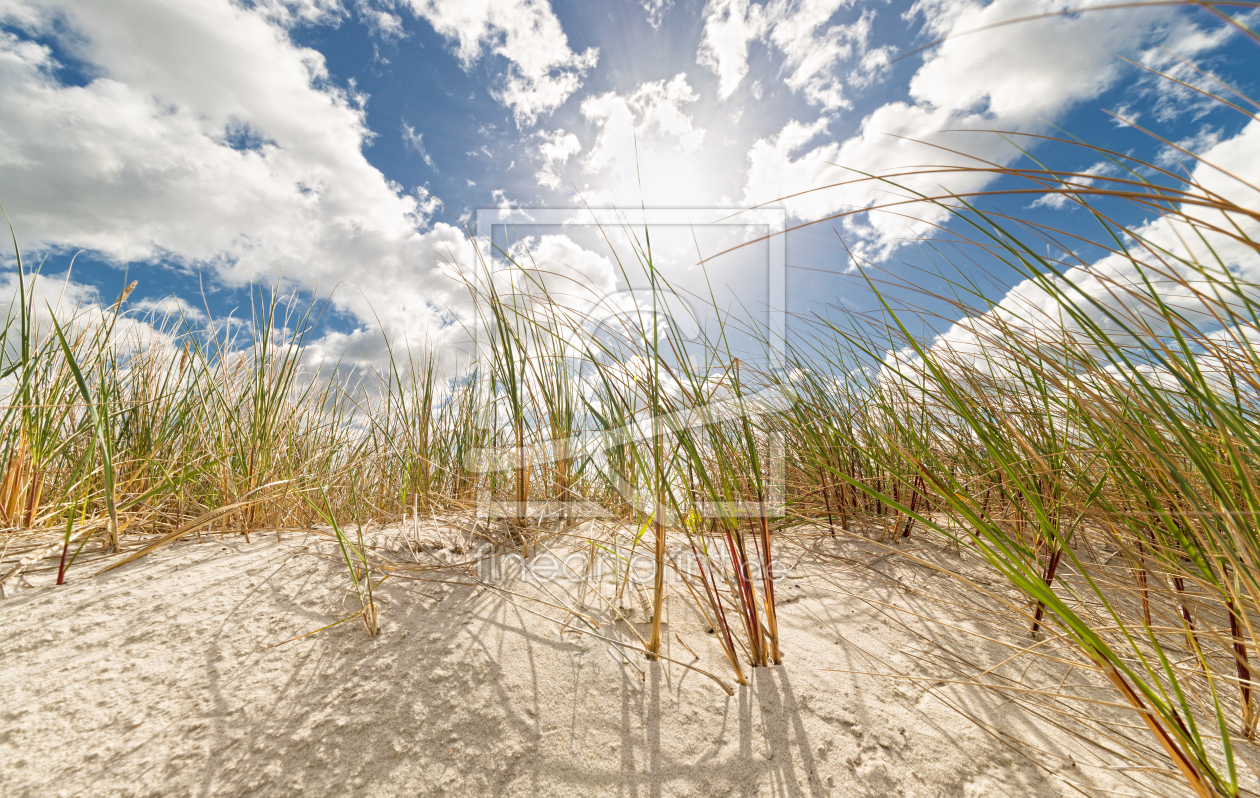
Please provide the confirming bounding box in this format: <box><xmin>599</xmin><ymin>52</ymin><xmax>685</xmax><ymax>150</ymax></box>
<box><xmin>0</xmin><ymin>527</ymin><xmax>1200</xmax><ymax>796</ymax></box>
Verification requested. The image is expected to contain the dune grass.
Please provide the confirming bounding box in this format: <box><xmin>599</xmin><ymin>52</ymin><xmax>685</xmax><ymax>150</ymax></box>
<box><xmin>2</xmin><ymin>10</ymin><xmax>1260</xmax><ymax>794</ymax></box>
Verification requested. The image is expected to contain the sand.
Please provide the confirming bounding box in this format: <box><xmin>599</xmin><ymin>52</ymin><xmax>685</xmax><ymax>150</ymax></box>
<box><xmin>0</xmin><ymin>525</ymin><xmax>1210</xmax><ymax>797</ymax></box>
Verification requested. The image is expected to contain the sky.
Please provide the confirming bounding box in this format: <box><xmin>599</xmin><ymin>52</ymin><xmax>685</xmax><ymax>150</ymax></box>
<box><xmin>0</xmin><ymin>0</ymin><xmax>1257</xmax><ymax>372</ymax></box>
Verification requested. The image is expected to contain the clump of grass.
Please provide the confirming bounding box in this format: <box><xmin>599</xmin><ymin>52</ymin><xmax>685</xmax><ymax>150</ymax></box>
<box><xmin>303</xmin><ymin>485</ymin><xmax>382</xmax><ymax>637</ymax></box>
<box><xmin>730</xmin><ymin>43</ymin><xmax>1259</xmax><ymax>794</ymax></box>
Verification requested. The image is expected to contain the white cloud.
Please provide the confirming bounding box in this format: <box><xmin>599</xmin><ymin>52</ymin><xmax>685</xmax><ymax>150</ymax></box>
<box><xmin>490</xmin><ymin>188</ymin><xmax>522</xmax><ymax>211</ymax></box>
<box><xmin>401</xmin><ymin>121</ymin><xmax>435</xmax><ymax>167</ymax></box>
<box><xmin>579</xmin><ymin>74</ymin><xmax>715</xmax><ymax>206</ymax></box>
<box><xmin>1135</xmin><ymin>7</ymin><xmax>1260</xmax><ymax>122</ymax></box>
<box><xmin>1110</xmin><ymin>103</ymin><xmax>1141</xmax><ymax>127</ymax></box>
<box><xmin>641</xmin><ymin>0</ymin><xmax>673</xmax><ymax>29</ymax></box>
<box><xmin>532</xmin><ymin>129</ymin><xmax>582</xmax><ymax>190</ymax></box>
<box><xmin>412</xmin><ymin>185</ymin><xmax>441</xmax><ymax>223</ymax></box>
<box><xmin>399</xmin><ymin>0</ymin><xmax>598</xmax><ymax>127</ymax></box>
<box><xmin>1157</xmin><ymin>125</ymin><xmax>1225</xmax><ymax>171</ymax></box>
<box><xmin>743</xmin><ymin>118</ymin><xmax>838</xmax><ymax>217</ymax></box>
<box><xmin>0</xmin><ymin>0</ymin><xmax>473</xmax><ymax>364</ymax></box>
<box><xmin>848</xmin><ymin>44</ymin><xmax>893</xmax><ymax>90</ymax></box>
<box><xmin>1029</xmin><ymin>161</ymin><xmax>1115</xmax><ymax>210</ymax></box>
<box><xmin>697</xmin><ymin>0</ymin><xmax>768</xmax><ymax>100</ymax></box>
<box><xmin>583</xmin><ymin>74</ymin><xmax>705</xmax><ymax>173</ymax></box>
<box><xmin>0</xmin><ymin>269</ymin><xmax>99</xmax><ymax>320</ymax></box>
<box><xmin>248</xmin><ymin>0</ymin><xmax>346</xmax><ymax>27</ymax></box>
<box><xmin>358</xmin><ymin>2</ymin><xmax>406</xmax><ymax>39</ymax></box>
<box><xmin>0</xmin><ymin>270</ymin><xmax>190</xmax><ymax>401</ymax></box>
<box><xmin>697</xmin><ymin>0</ymin><xmax>873</xmax><ymax>111</ymax></box>
<box><xmin>890</xmin><ymin>119</ymin><xmax>1260</xmax><ymax>385</ymax></box>
<box><xmin>905</xmin><ymin>0</ymin><xmax>1160</xmax><ymax>123</ymax></box>
<box><xmin>502</xmin><ymin>234</ymin><xmax>617</xmax><ymax>310</ymax></box>
<box><xmin>132</xmin><ymin>294</ymin><xmax>209</xmax><ymax>322</ymax></box>
<box><xmin>741</xmin><ymin>0</ymin><xmax>1230</xmax><ymax>260</ymax></box>
<box><xmin>1162</xmin><ymin>119</ymin><xmax>1260</xmax><ymax>269</ymax></box>
<box><xmin>770</xmin><ymin>3</ymin><xmax>873</xmax><ymax>112</ymax></box>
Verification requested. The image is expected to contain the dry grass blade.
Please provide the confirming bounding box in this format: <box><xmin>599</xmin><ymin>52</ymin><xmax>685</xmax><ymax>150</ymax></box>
<box><xmin>95</xmin><ymin>481</ymin><xmax>291</xmax><ymax>575</ymax></box>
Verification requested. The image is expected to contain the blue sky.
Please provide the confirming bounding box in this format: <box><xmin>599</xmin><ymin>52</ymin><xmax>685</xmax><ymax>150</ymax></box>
<box><xmin>0</xmin><ymin>0</ymin><xmax>1257</xmax><ymax>368</ymax></box>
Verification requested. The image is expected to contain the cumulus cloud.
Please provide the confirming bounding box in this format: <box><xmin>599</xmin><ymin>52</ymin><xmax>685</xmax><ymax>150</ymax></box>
<box><xmin>131</xmin><ymin>295</ymin><xmax>210</xmax><ymax>322</ymax></box>
<box><xmin>847</xmin><ymin>44</ymin><xmax>894</xmax><ymax>90</ymax></box>
<box><xmin>0</xmin><ymin>269</ymin><xmax>99</xmax><ymax>320</ymax></box>
<box><xmin>0</xmin><ymin>269</ymin><xmax>189</xmax><ymax>402</ymax></box>
<box><xmin>0</xmin><ymin>0</ymin><xmax>473</xmax><ymax>367</ymax></box>
<box><xmin>248</xmin><ymin>0</ymin><xmax>346</xmax><ymax>27</ymax></box>
<box><xmin>1135</xmin><ymin>7</ymin><xmax>1260</xmax><ymax>123</ymax></box>
<box><xmin>532</xmin><ymin>129</ymin><xmax>582</xmax><ymax>190</ymax></box>
<box><xmin>502</xmin><ymin>234</ymin><xmax>617</xmax><ymax>309</ymax></box>
<box><xmin>697</xmin><ymin>0</ymin><xmax>768</xmax><ymax>100</ymax></box>
<box><xmin>741</xmin><ymin>0</ymin><xmax>1241</xmax><ymax>260</ymax></box>
<box><xmin>568</xmin><ymin>74</ymin><xmax>728</xmax><ymax>206</ymax></box>
<box><xmin>885</xmin><ymin>119</ymin><xmax>1260</xmax><ymax>386</ymax></box>
<box><xmin>769</xmin><ymin>4</ymin><xmax>874</xmax><ymax>111</ymax></box>
<box><xmin>358</xmin><ymin>2</ymin><xmax>406</xmax><ymax>39</ymax></box>
<box><xmin>1029</xmin><ymin>161</ymin><xmax>1116</xmax><ymax>210</ymax></box>
<box><xmin>697</xmin><ymin>0</ymin><xmax>874</xmax><ymax>111</ymax></box>
<box><xmin>398</xmin><ymin>0</ymin><xmax>598</xmax><ymax>128</ymax></box>
<box><xmin>583</xmin><ymin>74</ymin><xmax>704</xmax><ymax>174</ymax></box>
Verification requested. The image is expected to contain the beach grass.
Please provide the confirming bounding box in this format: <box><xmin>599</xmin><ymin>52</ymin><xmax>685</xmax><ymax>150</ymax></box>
<box><xmin>2</xmin><ymin>12</ymin><xmax>1259</xmax><ymax>795</ymax></box>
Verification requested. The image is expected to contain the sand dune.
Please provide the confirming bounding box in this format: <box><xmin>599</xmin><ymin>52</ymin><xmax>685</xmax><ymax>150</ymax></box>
<box><xmin>0</xmin><ymin>528</ymin><xmax>1201</xmax><ymax>796</ymax></box>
